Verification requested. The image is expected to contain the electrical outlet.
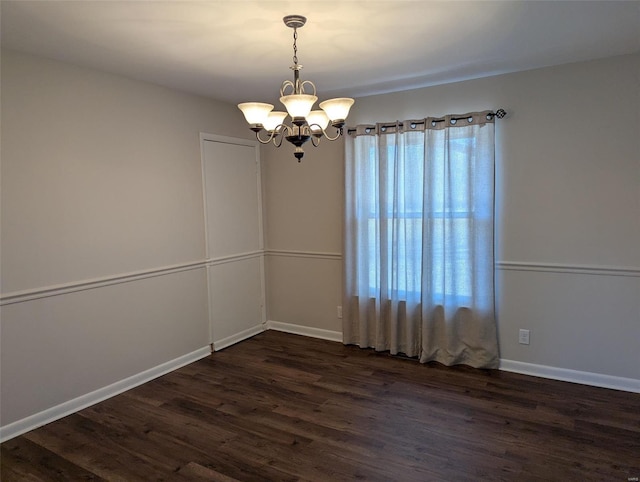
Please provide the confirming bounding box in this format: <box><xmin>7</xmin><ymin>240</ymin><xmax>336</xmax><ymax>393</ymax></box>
<box><xmin>519</xmin><ymin>329</ymin><xmax>530</xmax><ymax>345</ymax></box>
<box><xmin>337</xmin><ymin>306</ymin><xmax>343</xmax><ymax>319</ymax></box>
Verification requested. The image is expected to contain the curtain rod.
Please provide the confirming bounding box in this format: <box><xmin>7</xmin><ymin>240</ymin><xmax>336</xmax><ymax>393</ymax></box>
<box><xmin>347</xmin><ymin>108</ymin><xmax>507</xmax><ymax>135</ymax></box>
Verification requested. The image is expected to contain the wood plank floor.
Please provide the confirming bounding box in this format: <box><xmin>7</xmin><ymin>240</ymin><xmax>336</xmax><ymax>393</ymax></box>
<box><xmin>2</xmin><ymin>330</ymin><xmax>639</xmax><ymax>481</ymax></box>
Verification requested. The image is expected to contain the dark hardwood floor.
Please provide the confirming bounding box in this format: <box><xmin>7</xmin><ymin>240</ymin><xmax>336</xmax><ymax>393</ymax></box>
<box><xmin>2</xmin><ymin>330</ymin><xmax>639</xmax><ymax>481</ymax></box>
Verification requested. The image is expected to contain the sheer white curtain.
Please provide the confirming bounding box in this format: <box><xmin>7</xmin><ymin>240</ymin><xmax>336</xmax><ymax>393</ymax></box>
<box><xmin>344</xmin><ymin>112</ymin><xmax>499</xmax><ymax>368</ymax></box>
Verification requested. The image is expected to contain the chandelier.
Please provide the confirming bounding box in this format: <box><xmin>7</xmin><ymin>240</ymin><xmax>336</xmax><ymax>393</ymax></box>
<box><xmin>238</xmin><ymin>15</ymin><xmax>354</xmax><ymax>161</ymax></box>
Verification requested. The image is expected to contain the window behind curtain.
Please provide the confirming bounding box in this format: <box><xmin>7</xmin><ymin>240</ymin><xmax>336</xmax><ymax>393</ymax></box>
<box><xmin>344</xmin><ymin>112</ymin><xmax>499</xmax><ymax>368</ymax></box>
<box><xmin>360</xmin><ymin>129</ymin><xmax>483</xmax><ymax>306</ymax></box>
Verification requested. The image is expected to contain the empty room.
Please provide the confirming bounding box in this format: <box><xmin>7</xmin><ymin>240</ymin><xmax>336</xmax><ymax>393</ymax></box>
<box><xmin>1</xmin><ymin>1</ymin><xmax>639</xmax><ymax>480</ymax></box>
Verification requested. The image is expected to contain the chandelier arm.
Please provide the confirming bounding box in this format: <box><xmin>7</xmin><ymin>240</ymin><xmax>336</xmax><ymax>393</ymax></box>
<box><xmin>321</xmin><ymin>125</ymin><xmax>344</xmax><ymax>141</ymax></box>
<box><xmin>311</xmin><ymin>136</ymin><xmax>321</xmax><ymax>147</ymax></box>
<box><xmin>307</xmin><ymin>123</ymin><xmax>324</xmax><ymax>139</ymax></box>
<box><xmin>273</xmin><ymin>125</ymin><xmax>293</xmax><ymax>147</ymax></box>
<box><xmin>281</xmin><ymin>80</ymin><xmax>295</xmax><ymax>97</ymax></box>
<box><xmin>273</xmin><ymin>133</ymin><xmax>284</xmax><ymax>148</ymax></box>
<box><xmin>300</xmin><ymin>80</ymin><xmax>316</xmax><ymax>96</ymax></box>
<box><xmin>255</xmin><ymin>129</ymin><xmax>279</xmax><ymax>144</ymax></box>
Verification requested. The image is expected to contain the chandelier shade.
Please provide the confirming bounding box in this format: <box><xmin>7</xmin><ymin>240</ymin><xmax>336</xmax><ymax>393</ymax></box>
<box><xmin>319</xmin><ymin>98</ymin><xmax>355</xmax><ymax>124</ymax></box>
<box><xmin>263</xmin><ymin>111</ymin><xmax>288</xmax><ymax>132</ymax></box>
<box><xmin>238</xmin><ymin>15</ymin><xmax>354</xmax><ymax>161</ymax></box>
<box><xmin>306</xmin><ymin>110</ymin><xmax>330</xmax><ymax>134</ymax></box>
<box><xmin>280</xmin><ymin>94</ymin><xmax>318</xmax><ymax>120</ymax></box>
<box><xmin>238</xmin><ymin>102</ymin><xmax>273</xmax><ymax>127</ymax></box>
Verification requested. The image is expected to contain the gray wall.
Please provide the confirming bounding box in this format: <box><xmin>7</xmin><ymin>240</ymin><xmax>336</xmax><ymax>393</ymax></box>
<box><xmin>0</xmin><ymin>50</ymin><xmax>252</xmax><ymax>426</ymax></box>
<box><xmin>263</xmin><ymin>137</ymin><xmax>344</xmax><ymax>334</ymax></box>
<box><xmin>265</xmin><ymin>53</ymin><xmax>640</xmax><ymax>381</ymax></box>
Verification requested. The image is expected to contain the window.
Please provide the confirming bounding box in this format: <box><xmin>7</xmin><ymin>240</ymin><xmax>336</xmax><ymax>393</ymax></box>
<box><xmin>343</xmin><ymin>112</ymin><xmax>499</xmax><ymax>367</ymax></box>
<box><xmin>361</xmin><ymin>135</ymin><xmax>479</xmax><ymax>306</ymax></box>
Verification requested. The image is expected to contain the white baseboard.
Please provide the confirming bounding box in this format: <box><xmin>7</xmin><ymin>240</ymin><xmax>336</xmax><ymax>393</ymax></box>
<box><xmin>499</xmin><ymin>359</ymin><xmax>640</xmax><ymax>393</ymax></box>
<box><xmin>213</xmin><ymin>324</ymin><xmax>266</xmax><ymax>351</ymax></box>
<box><xmin>267</xmin><ymin>320</ymin><xmax>343</xmax><ymax>342</ymax></box>
<box><xmin>0</xmin><ymin>346</ymin><xmax>211</xmax><ymax>443</ymax></box>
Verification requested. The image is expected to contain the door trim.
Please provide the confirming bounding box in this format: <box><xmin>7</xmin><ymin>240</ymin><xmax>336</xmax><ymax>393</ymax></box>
<box><xmin>199</xmin><ymin>133</ymin><xmax>267</xmax><ymax>347</ymax></box>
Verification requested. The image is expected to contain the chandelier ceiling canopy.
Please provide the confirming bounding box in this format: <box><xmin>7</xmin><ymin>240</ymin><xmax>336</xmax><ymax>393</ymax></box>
<box><xmin>238</xmin><ymin>15</ymin><xmax>354</xmax><ymax>161</ymax></box>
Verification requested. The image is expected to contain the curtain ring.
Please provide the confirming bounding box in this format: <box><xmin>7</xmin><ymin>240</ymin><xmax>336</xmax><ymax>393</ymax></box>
<box><xmin>381</xmin><ymin>126</ymin><xmax>387</xmax><ymax>132</ymax></box>
<box><xmin>450</xmin><ymin>118</ymin><xmax>457</xmax><ymax>125</ymax></box>
<box><xmin>410</xmin><ymin>123</ymin><xmax>416</xmax><ymax>129</ymax></box>
<box><xmin>365</xmin><ymin>127</ymin><xmax>372</xmax><ymax>134</ymax></box>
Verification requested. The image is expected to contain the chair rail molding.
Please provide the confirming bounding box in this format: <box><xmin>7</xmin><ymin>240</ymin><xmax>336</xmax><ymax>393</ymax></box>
<box><xmin>0</xmin><ymin>260</ymin><xmax>208</xmax><ymax>306</ymax></box>
<box><xmin>207</xmin><ymin>250</ymin><xmax>264</xmax><ymax>266</ymax></box>
<box><xmin>496</xmin><ymin>261</ymin><xmax>640</xmax><ymax>278</ymax></box>
<box><xmin>265</xmin><ymin>249</ymin><xmax>342</xmax><ymax>261</ymax></box>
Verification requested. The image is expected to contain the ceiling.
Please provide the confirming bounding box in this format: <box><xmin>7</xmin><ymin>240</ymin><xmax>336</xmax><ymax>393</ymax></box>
<box><xmin>2</xmin><ymin>1</ymin><xmax>639</xmax><ymax>105</ymax></box>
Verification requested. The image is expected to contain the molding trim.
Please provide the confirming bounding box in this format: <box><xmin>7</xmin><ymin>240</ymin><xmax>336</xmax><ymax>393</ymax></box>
<box><xmin>267</xmin><ymin>320</ymin><xmax>343</xmax><ymax>342</ymax></box>
<box><xmin>200</xmin><ymin>132</ymin><xmax>258</xmax><ymax>148</ymax></box>
<box><xmin>207</xmin><ymin>250</ymin><xmax>264</xmax><ymax>267</ymax></box>
<box><xmin>0</xmin><ymin>260</ymin><xmax>207</xmax><ymax>306</ymax></box>
<box><xmin>213</xmin><ymin>324</ymin><xmax>266</xmax><ymax>351</ymax></box>
<box><xmin>0</xmin><ymin>346</ymin><xmax>211</xmax><ymax>443</ymax></box>
<box><xmin>499</xmin><ymin>359</ymin><xmax>640</xmax><ymax>394</ymax></box>
<box><xmin>496</xmin><ymin>261</ymin><xmax>640</xmax><ymax>278</ymax></box>
<box><xmin>266</xmin><ymin>249</ymin><xmax>342</xmax><ymax>261</ymax></box>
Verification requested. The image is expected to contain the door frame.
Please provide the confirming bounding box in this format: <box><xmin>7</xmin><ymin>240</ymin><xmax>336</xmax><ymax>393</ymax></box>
<box><xmin>199</xmin><ymin>133</ymin><xmax>266</xmax><ymax>349</ymax></box>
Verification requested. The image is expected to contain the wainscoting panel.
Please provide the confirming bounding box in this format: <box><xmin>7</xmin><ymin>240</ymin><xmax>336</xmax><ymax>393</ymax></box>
<box><xmin>0</xmin><ymin>267</ymin><xmax>209</xmax><ymax>429</ymax></box>
<box><xmin>0</xmin><ymin>345</ymin><xmax>211</xmax><ymax>442</ymax></box>
<box><xmin>266</xmin><ymin>253</ymin><xmax>343</xmax><ymax>334</ymax></box>
<box><xmin>496</xmin><ymin>267</ymin><xmax>640</xmax><ymax>381</ymax></box>
<box><xmin>207</xmin><ymin>255</ymin><xmax>265</xmax><ymax>349</ymax></box>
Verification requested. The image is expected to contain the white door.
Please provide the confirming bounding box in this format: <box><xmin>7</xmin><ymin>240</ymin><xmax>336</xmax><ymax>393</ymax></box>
<box><xmin>201</xmin><ymin>134</ymin><xmax>265</xmax><ymax>350</ymax></box>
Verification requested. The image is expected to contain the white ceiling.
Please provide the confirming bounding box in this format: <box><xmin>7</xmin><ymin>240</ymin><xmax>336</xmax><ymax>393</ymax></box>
<box><xmin>2</xmin><ymin>1</ymin><xmax>639</xmax><ymax>105</ymax></box>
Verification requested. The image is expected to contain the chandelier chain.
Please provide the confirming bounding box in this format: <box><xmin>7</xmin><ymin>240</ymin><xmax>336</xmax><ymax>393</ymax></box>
<box><xmin>292</xmin><ymin>28</ymin><xmax>298</xmax><ymax>66</ymax></box>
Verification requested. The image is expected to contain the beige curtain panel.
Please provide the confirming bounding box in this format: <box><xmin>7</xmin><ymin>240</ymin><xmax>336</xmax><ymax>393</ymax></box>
<box><xmin>343</xmin><ymin>111</ymin><xmax>499</xmax><ymax>368</ymax></box>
